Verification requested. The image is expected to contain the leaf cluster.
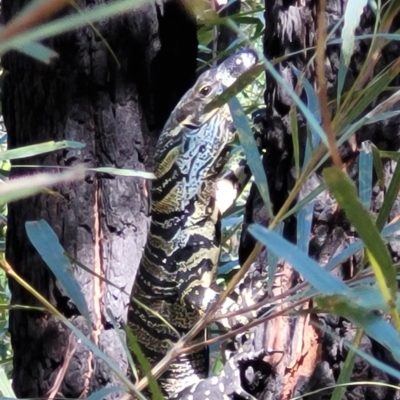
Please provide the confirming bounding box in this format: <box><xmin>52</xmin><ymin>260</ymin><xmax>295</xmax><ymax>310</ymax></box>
<box><xmin>0</xmin><ymin>0</ymin><xmax>400</xmax><ymax>399</ymax></box>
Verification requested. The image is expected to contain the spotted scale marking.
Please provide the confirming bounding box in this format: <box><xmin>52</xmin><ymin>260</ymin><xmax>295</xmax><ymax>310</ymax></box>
<box><xmin>128</xmin><ymin>50</ymin><xmax>267</xmax><ymax>399</ymax></box>
<box><xmin>171</xmin><ymin>347</ymin><xmax>268</xmax><ymax>400</ymax></box>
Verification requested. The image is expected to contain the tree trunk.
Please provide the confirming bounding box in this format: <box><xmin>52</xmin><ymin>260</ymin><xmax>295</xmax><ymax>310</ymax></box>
<box><xmin>239</xmin><ymin>1</ymin><xmax>400</xmax><ymax>399</ymax></box>
<box><xmin>2</xmin><ymin>1</ymin><xmax>197</xmax><ymax>397</ymax></box>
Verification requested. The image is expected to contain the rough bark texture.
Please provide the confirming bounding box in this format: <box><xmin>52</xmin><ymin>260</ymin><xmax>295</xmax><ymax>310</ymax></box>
<box><xmin>2</xmin><ymin>0</ymin><xmax>196</xmax><ymax>397</ymax></box>
<box><xmin>240</xmin><ymin>0</ymin><xmax>400</xmax><ymax>399</ymax></box>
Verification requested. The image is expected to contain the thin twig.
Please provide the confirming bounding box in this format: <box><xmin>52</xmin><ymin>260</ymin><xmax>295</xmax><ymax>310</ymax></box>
<box><xmin>0</xmin><ymin>0</ymin><xmax>71</xmax><ymax>43</ymax></box>
<box><xmin>46</xmin><ymin>334</ymin><xmax>78</xmax><ymax>400</ymax></box>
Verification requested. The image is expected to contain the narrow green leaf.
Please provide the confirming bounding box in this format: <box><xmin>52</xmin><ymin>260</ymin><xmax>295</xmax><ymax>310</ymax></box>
<box><xmin>123</xmin><ymin>324</ymin><xmax>164</xmax><ymax>400</ymax></box>
<box><xmin>296</xmin><ymin>202</ymin><xmax>314</xmax><ymax>254</ymax></box>
<box><xmin>197</xmin><ymin>29</ymin><xmax>214</xmax><ymax>48</ymax></box>
<box><xmin>248</xmin><ymin>224</ymin><xmax>349</xmax><ymax>296</ymax></box>
<box><xmin>379</xmin><ymin>150</ymin><xmax>400</xmax><ymax>162</ymax></box>
<box><xmin>65</xmin><ymin>315</ymin><xmax>138</xmax><ymax>394</ymax></box>
<box><xmin>205</xmin><ymin>63</ymin><xmax>264</xmax><ymax>112</ymax></box>
<box><xmin>10</xmin><ymin>165</ymin><xmax>155</xmax><ymax>180</ymax></box>
<box><xmin>0</xmin><ymin>168</ymin><xmax>84</xmax><ymax>205</ymax></box>
<box><xmin>318</xmin><ymin>294</ymin><xmax>400</xmax><ymax>363</ymax></box>
<box><xmin>329</xmin><ymin>32</ymin><xmax>400</xmax><ymax>45</ymax></box>
<box><xmin>281</xmin><ymin>182</ymin><xmax>327</xmax><ymax>220</ymax></box>
<box><xmin>211</xmin><ymin>356</ymin><xmax>224</xmax><ymax>374</ymax></box>
<box><xmin>291</xmin><ymin>66</ymin><xmax>324</xmax><ymax>151</ymax></box>
<box><xmin>325</xmin><ymin>240</ymin><xmax>363</xmax><ymax>272</ymax></box>
<box><xmin>337</xmin><ymin>52</ymin><xmax>348</xmax><ymax>107</ymax></box>
<box><xmin>371</xmin><ymin>143</ymin><xmax>385</xmax><ymax>189</ymax></box>
<box><xmin>25</xmin><ymin>219</ymin><xmax>91</xmax><ymax>325</ymax></box>
<box><xmin>240</xmin><ymin>42</ymin><xmax>329</xmax><ymax>154</ymax></box>
<box><xmin>229</xmin><ymin>97</ymin><xmax>273</xmax><ymax>218</ymax></box>
<box><xmin>197</xmin><ymin>44</ymin><xmax>212</xmax><ymax>53</ymax></box>
<box><xmin>17</xmin><ymin>41</ymin><xmax>58</xmax><ymax>64</ymax></box>
<box><xmin>105</xmin><ymin>308</ymin><xmax>137</xmax><ymax>384</ymax></box>
<box><xmin>342</xmin><ymin>89</ymin><xmax>400</xmax><ymax>140</ymax></box>
<box><xmin>230</xmin><ymin>16</ymin><xmax>262</xmax><ymax>25</ymax></box>
<box><xmin>0</xmin><ymin>0</ymin><xmax>154</xmax><ymax>56</ymax></box>
<box><xmin>343</xmin><ymin>111</ymin><xmax>400</xmax><ymax>140</ymax></box>
<box><xmin>365</xmin><ymin>100</ymin><xmax>400</xmax><ymax>123</ymax></box>
<box><xmin>86</xmin><ymin>386</ymin><xmax>125</xmax><ymax>400</ymax></box>
<box><xmin>347</xmin><ymin>285</ymin><xmax>388</xmax><ymax>311</ymax></box>
<box><xmin>382</xmin><ymin>220</ymin><xmax>400</xmax><ymax>237</ymax></box>
<box><xmin>89</xmin><ymin>167</ymin><xmax>155</xmax><ymax>179</ymax></box>
<box><xmin>336</xmin><ymin>69</ymin><xmax>396</xmax><ymax>135</ymax></box>
<box><xmin>0</xmin><ymin>170</ymin><xmax>10</xmax><ymax>179</ymax></box>
<box><xmin>0</xmin><ymin>365</ymin><xmax>14</xmax><ymax>397</ymax></box>
<box><xmin>323</xmin><ymin>167</ymin><xmax>396</xmax><ymax>297</ymax></box>
<box><xmin>290</xmin><ymin>106</ymin><xmax>300</xmax><ymax>179</ymax></box>
<box><xmin>358</xmin><ymin>141</ymin><xmax>373</xmax><ymax>208</ymax></box>
<box><xmin>267</xmin><ymin>222</ymin><xmax>284</xmax><ymax>295</ymax></box>
<box><xmin>341</xmin><ymin>0</ymin><xmax>368</xmax><ymax>65</ymax></box>
<box><xmin>2</xmin><ymin>261</ymin><xmax>137</xmax><ymax>394</ymax></box>
<box><xmin>0</xmin><ymin>140</ymin><xmax>84</xmax><ymax>161</ymax></box>
<box><xmin>312</xmin><ymin>112</ymin><xmax>395</xmax><ymax>178</ymax></box>
<box><xmin>331</xmin><ymin>329</ymin><xmax>362</xmax><ymax>400</ymax></box>
<box><xmin>376</xmin><ymin>160</ymin><xmax>400</xmax><ymax>231</ymax></box>
<box><xmin>320</xmin><ymin>322</ymin><xmax>400</xmax><ymax>381</ymax></box>
<box><xmin>218</xmin><ymin>260</ymin><xmax>239</xmax><ymax>275</ymax></box>
<box><xmin>1</xmin><ymin>16</ymin><xmax>58</xmax><ymax>62</ymax></box>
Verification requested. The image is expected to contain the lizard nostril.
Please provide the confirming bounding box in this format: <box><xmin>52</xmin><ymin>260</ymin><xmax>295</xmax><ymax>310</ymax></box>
<box><xmin>241</xmin><ymin>52</ymin><xmax>258</xmax><ymax>68</ymax></box>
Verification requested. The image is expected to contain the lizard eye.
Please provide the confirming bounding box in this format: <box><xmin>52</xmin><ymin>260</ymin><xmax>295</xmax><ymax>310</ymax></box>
<box><xmin>200</xmin><ymin>85</ymin><xmax>212</xmax><ymax>96</ymax></box>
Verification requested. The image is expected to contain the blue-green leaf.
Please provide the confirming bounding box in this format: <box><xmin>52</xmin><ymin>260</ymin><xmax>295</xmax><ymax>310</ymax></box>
<box><xmin>319</xmin><ymin>294</ymin><xmax>400</xmax><ymax>363</ymax></box>
<box><xmin>89</xmin><ymin>167</ymin><xmax>155</xmax><ymax>179</ymax></box>
<box><xmin>0</xmin><ymin>0</ymin><xmax>153</xmax><ymax>56</ymax></box>
<box><xmin>291</xmin><ymin>66</ymin><xmax>322</xmax><ymax>151</ymax></box>
<box><xmin>297</xmin><ymin>202</ymin><xmax>314</xmax><ymax>254</ymax></box>
<box><xmin>341</xmin><ymin>0</ymin><xmax>368</xmax><ymax>65</ymax></box>
<box><xmin>0</xmin><ymin>140</ymin><xmax>84</xmax><ymax>161</ymax></box>
<box><xmin>248</xmin><ymin>224</ymin><xmax>349</xmax><ymax>296</ymax></box>
<box><xmin>337</xmin><ymin>52</ymin><xmax>349</xmax><ymax>106</ymax></box>
<box><xmin>267</xmin><ymin>222</ymin><xmax>284</xmax><ymax>294</ymax></box>
<box><xmin>17</xmin><ymin>41</ymin><xmax>58</xmax><ymax>64</ymax></box>
<box><xmin>325</xmin><ymin>221</ymin><xmax>400</xmax><ymax>273</ymax></box>
<box><xmin>86</xmin><ymin>386</ymin><xmax>125</xmax><ymax>400</ymax></box>
<box><xmin>358</xmin><ymin>141</ymin><xmax>373</xmax><ymax>208</ymax></box>
<box><xmin>376</xmin><ymin>160</ymin><xmax>400</xmax><ymax>231</ymax></box>
<box><xmin>321</xmin><ymin>322</ymin><xmax>400</xmax><ymax>380</ymax></box>
<box><xmin>228</xmin><ymin>97</ymin><xmax>273</xmax><ymax>218</ymax></box>
<box><xmin>323</xmin><ymin>167</ymin><xmax>396</xmax><ymax>296</ymax></box>
<box><xmin>25</xmin><ymin>220</ymin><xmax>91</xmax><ymax>325</ymax></box>
<box><xmin>324</xmin><ymin>240</ymin><xmax>363</xmax><ymax>272</ymax></box>
<box><xmin>218</xmin><ymin>260</ymin><xmax>239</xmax><ymax>275</ymax></box>
<box><xmin>281</xmin><ymin>182</ymin><xmax>327</xmax><ymax>220</ymax></box>
<box><xmin>0</xmin><ymin>365</ymin><xmax>15</xmax><ymax>398</ymax></box>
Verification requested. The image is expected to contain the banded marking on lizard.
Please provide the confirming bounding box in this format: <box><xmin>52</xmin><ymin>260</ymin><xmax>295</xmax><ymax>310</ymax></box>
<box><xmin>128</xmin><ymin>49</ymin><xmax>266</xmax><ymax>399</ymax></box>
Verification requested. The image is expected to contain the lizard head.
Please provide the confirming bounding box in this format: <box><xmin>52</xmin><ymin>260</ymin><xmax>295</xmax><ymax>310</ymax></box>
<box><xmin>154</xmin><ymin>49</ymin><xmax>258</xmax><ymax>198</ymax></box>
<box><xmin>170</xmin><ymin>49</ymin><xmax>258</xmax><ymax>128</ymax></box>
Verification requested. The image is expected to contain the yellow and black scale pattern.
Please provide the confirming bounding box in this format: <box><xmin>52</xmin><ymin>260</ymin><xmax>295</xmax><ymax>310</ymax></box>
<box><xmin>128</xmin><ymin>49</ymin><xmax>267</xmax><ymax>400</ymax></box>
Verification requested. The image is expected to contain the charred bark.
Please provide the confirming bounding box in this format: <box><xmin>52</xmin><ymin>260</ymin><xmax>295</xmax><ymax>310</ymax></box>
<box><xmin>2</xmin><ymin>0</ymin><xmax>196</xmax><ymax>397</ymax></box>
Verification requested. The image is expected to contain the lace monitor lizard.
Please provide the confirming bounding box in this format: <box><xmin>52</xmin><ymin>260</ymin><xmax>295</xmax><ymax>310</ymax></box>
<box><xmin>128</xmin><ymin>49</ymin><xmax>268</xmax><ymax>399</ymax></box>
